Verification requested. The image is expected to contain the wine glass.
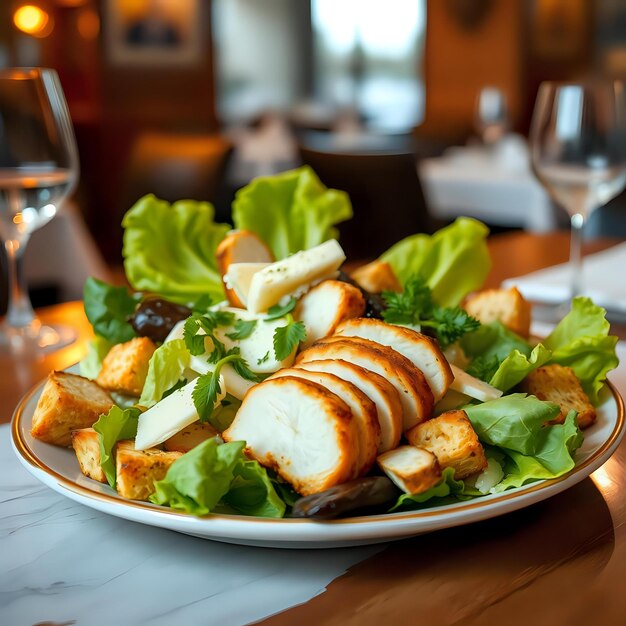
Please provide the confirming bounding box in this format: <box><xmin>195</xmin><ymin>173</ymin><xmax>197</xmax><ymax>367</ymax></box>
<box><xmin>0</xmin><ymin>68</ymin><xmax>79</xmax><ymax>353</ymax></box>
<box><xmin>530</xmin><ymin>81</ymin><xmax>626</xmax><ymax>302</ymax></box>
<box><xmin>474</xmin><ymin>87</ymin><xmax>509</xmax><ymax>145</ymax></box>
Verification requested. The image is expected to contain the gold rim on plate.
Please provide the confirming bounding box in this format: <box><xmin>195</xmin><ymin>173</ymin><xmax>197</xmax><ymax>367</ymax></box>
<box><xmin>11</xmin><ymin>378</ymin><xmax>626</xmax><ymax>526</ymax></box>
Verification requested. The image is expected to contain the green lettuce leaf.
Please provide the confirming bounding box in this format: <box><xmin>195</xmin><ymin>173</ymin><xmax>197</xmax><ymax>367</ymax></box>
<box><xmin>139</xmin><ymin>339</ymin><xmax>191</xmax><ymax>408</ymax></box>
<box><xmin>150</xmin><ymin>439</ymin><xmax>245</xmax><ymax>515</ymax></box>
<box><xmin>544</xmin><ymin>297</ymin><xmax>619</xmax><ymax>403</ymax></box>
<box><xmin>380</xmin><ymin>217</ymin><xmax>491</xmax><ymax>307</ymax></box>
<box><xmin>464</xmin><ymin>393</ymin><xmax>561</xmax><ymax>456</ymax></box>
<box><xmin>461</xmin><ymin>321</ymin><xmax>532</xmax><ymax>362</ymax></box>
<box><xmin>79</xmin><ymin>336</ymin><xmax>113</xmax><ymax>379</ymax></box>
<box><xmin>83</xmin><ymin>277</ymin><xmax>139</xmax><ymax>343</ymax></box>
<box><xmin>493</xmin><ymin>411</ymin><xmax>583</xmax><ymax>492</ymax></box>
<box><xmin>489</xmin><ymin>343</ymin><xmax>552</xmax><ymax>392</ymax></box>
<box><xmin>149</xmin><ymin>439</ymin><xmax>285</xmax><ymax>517</ymax></box>
<box><xmin>122</xmin><ymin>195</ymin><xmax>230</xmax><ymax>304</ymax></box>
<box><xmin>223</xmin><ymin>459</ymin><xmax>286</xmax><ymax>517</ymax></box>
<box><xmin>92</xmin><ymin>406</ymin><xmax>141</xmax><ymax>488</ymax></box>
<box><xmin>389</xmin><ymin>467</ymin><xmax>464</xmax><ymax>512</ymax></box>
<box><xmin>232</xmin><ymin>166</ymin><xmax>353</xmax><ymax>259</ymax></box>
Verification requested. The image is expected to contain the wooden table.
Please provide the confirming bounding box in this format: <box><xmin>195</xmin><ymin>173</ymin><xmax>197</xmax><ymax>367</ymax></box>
<box><xmin>2</xmin><ymin>231</ymin><xmax>625</xmax><ymax>626</ymax></box>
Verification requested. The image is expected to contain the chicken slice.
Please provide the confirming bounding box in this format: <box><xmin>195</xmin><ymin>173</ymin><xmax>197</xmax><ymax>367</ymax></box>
<box><xmin>216</xmin><ymin>230</ymin><xmax>274</xmax><ymax>307</ymax></box>
<box><xmin>297</xmin><ymin>337</ymin><xmax>434</xmax><ymax>430</ymax></box>
<box><xmin>294</xmin><ymin>280</ymin><xmax>365</xmax><ymax>349</ymax></box>
<box><xmin>269</xmin><ymin>367</ymin><xmax>379</xmax><ymax>476</ymax></box>
<box><xmin>223</xmin><ymin>376</ymin><xmax>359</xmax><ymax>495</ymax></box>
<box><xmin>295</xmin><ymin>359</ymin><xmax>402</xmax><ymax>453</ymax></box>
<box><xmin>334</xmin><ymin>318</ymin><xmax>454</xmax><ymax>403</ymax></box>
<box><xmin>377</xmin><ymin>446</ymin><xmax>442</xmax><ymax>495</ymax></box>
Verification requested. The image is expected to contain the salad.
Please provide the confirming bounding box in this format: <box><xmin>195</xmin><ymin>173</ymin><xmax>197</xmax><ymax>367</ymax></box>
<box><xmin>29</xmin><ymin>166</ymin><xmax>619</xmax><ymax>520</ymax></box>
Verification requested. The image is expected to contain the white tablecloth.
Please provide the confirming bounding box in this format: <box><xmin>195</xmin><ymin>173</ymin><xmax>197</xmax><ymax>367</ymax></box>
<box><xmin>419</xmin><ymin>143</ymin><xmax>558</xmax><ymax>233</ymax></box>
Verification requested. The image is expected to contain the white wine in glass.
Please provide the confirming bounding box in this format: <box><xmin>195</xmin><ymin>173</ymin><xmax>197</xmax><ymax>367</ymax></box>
<box><xmin>530</xmin><ymin>81</ymin><xmax>626</xmax><ymax>303</ymax></box>
<box><xmin>0</xmin><ymin>68</ymin><xmax>79</xmax><ymax>352</ymax></box>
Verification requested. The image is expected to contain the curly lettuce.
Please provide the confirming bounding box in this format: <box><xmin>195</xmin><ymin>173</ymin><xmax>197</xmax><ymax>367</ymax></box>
<box><xmin>122</xmin><ymin>195</ymin><xmax>230</xmax><ymax>305</ymax></box>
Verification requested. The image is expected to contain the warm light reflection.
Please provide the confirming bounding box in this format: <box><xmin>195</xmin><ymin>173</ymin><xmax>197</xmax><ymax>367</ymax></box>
<box><xmin>77</xmin><ymin>8</ymin><xmax>100</xmax><ymax>39</ymax></box>
<box><xmin>591</xmin><ymin>466</ymin><xmax>613</xmax><ymax>492</ymax></box>
<box><xmin>13</xmin><ymin>5</ymin><xmax>53</xmax><ymax>38</ymax></box>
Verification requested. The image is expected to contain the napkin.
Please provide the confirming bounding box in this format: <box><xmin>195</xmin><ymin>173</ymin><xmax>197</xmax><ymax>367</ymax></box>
<box><xmin>503</xmin><ymin>242</ymin><xmax>626</xmax><ymax>313</ymax></box>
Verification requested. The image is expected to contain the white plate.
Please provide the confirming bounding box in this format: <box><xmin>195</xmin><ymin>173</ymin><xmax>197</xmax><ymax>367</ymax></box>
<box><xmin>11</xmin><ymin>378</ymin><xmax>625</xmax><ymax>549</ymax></box>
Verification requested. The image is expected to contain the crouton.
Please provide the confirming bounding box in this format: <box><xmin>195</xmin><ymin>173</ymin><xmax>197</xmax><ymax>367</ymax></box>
<box><xmin>520</xmin><ymin>364</ymin><xmax>596</xmax><ymax>429</ymax></box>
<box><xmin>350</xmin><ymin>260</ymin><xmax>402</xmax><ymax>294</ymax></box>
<box><xmin>97</xmin><ymin>336</ymin><xmax>157</xmax><ymax>397</ymax></box>
<box><xmin>377</xmin><ymin>446</ymin><xmax>442</xmax><ymax>495</ymax></box>
<box><xmin>31</xmin><ymin>372</ymin><xmax>114</xmax><ymax>447</ymax></box>
<box><xmin>405</xmin><ymin>410</ymin><xmax>487</xmax><ymax>479</ymax></box>
<box><xmin>463</xmin><ymin>287</ymin><xmax>531</xmax><ymax>338</ymax></box>
<box><xmin>115</xmin><ymin>440</ymin><xmax>183</xmax><ymax>501</ymax></box>
<box><xmin>162</xmin><ymin>421</ymin><xmax>219</xmax><ymax>453</ymax></box>
<box><xmin>71</xmin><ymin>428</ymin><xmax>107</xmax><ymax>483</ymax></box>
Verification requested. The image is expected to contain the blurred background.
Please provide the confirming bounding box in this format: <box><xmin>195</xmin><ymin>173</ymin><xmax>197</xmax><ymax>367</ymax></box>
<box><xmin>1</xmin><ymin>0</ymin><xmax>626</xmax><ymax>304</ymax></box>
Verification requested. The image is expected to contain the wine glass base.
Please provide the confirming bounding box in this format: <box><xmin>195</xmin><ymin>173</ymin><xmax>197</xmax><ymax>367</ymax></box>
<box><xmin>0</xmin><ymin>322</ymin><xmax>77</xmax><ymax>355</ymax></box>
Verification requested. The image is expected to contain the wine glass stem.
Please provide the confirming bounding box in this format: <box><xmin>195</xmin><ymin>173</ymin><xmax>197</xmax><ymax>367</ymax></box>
<box><xmin>4</xmin><ymin>238</ymin><xmax>36</xmax><ymax>328</ymax></box>
<box><xmin>569</xmin><ymin>212</ymin><xmax>585</xmax><ymax>300</ymax></box>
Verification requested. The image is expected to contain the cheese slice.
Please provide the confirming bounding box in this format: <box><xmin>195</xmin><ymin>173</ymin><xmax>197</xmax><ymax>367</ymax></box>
<box><xmin>449</xmin><ymin>364</ymin><xmax>503</xmax><ymax>402</ymax></box>
<box><xmin>224</xmin><ymin>263</ymin><xmax>271</xmax><ymax>307</ymax></box>
<box><xmin>246</xmin><ymin>240</ymin><xmax>346</xmax><ymax>313</ymax></box>
<box><xmin>134</xmin><ymin>376</ymin><xmax>225</xmax><ymax>450</ymax></box>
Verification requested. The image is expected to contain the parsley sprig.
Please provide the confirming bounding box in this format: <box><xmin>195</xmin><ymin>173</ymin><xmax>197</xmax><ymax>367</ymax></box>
<box><xmin>265</xmin><ymin>297</ymin><xmax>297</xmax><ymax>321</ymax></box>
<box><xmin>273</xmin><ymin>314</ymin><xmax>306</xmax><ymax>361</ymax></box>
<box><xmin>192</xmin><ymin>350</ymin><xmax>260</xmax><ymax>423</ymax></box>
<box><xmin>382</xmin><ymin>276</ymin><xmax>480</xmax><ymax>348</ymax></box>
<box><xmin>226</xmin><ymin>318</ymin><xmax>257</xmax><ymax>340</ymax></box>
<box><xmin>183</xmin><ymin>311</ymin><xmax>236</xmax><ymax>356</ymax></box>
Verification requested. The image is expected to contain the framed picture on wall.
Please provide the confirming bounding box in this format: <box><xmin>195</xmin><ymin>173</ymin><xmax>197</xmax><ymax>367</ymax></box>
<box><xmin>104</xmin><ymin>0</ymin><xmax>202</xmax><ymax>66</ymax></box>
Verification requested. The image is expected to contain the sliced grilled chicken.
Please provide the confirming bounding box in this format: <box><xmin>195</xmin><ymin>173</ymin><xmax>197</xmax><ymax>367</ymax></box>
<box><xmin>377</xmin><ymin>446</ymin><xmax>442</xmax><ymax>495</ymax></box>
<box><xmin>334</xmin><ymin>318</ymin><xmax>453</xmax><ymax>403</ymax></box>
<box><xmin>296</xmin><ymin>359</ymin><xmax>402</xmax><ymax>453</ymax></box>
<box><xmin>297</xmin><ymin>337</ymin><xmax>434</xmax><ymax>430</ymax></box>
<box><xmin>223</xmin><ymin>376</ymin><xmax>359</xmax><ymax>495</ymax></box>
<box><xmin>295</xmin><ymin>280</ymin><xmax>366</xmax><ymax>349</ymax></box>
<box><xmin>216</xmin><ymin>230</ymin><xmax>274</xmax><ymax>307</ymax></box>
<box><xmin>269</xmin><ymin>367</ymin><xmax>380</xmax><ymax>476</ymax></box>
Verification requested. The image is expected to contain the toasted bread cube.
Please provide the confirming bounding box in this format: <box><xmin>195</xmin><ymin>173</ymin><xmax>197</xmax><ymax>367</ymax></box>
<box><xmin>405</xmin><ymin>410</ymin><xmax>487</xmax><ymax>479</ymax></box>
<box><xmin>377</xmin><ymin>446</ymin><xmax>442</xmax><ymax>495</ymax></box>
<box><xmin>163</xmin><ymin>421</ymin><xmax>219</xmax><ymax>453</ymax></box>
<box><xmin>31</xmin><ymin>372</ymin><xmax>114</xmax><ymax>447</ymax></box>
<box><xmin>71</xmin><ymin>427</ymin><xmax>107</xmax><ymax>483</ymax></box>
<box><xmin>520</xmin><ymin>364</ymin><xmax>596</xmax><ymax>429</ymax></box>
<box><xmin>97</xmin><ymin>337</ymin><xmax>157</xmax><ymax>397</ymax></box>
<box><xmin>463</xmin><ymin>287</ymin><xmax>531</xmax><ymax>338</ymax></box>
<box><xmin>350</xmin><ymin>261</ymin><xmax>402</xmax><ymax>294</ymax></box>
<box><xmin>115</xmin><ymin>440</ymin><xmax>183</xmax><ymax>501</ymax></box>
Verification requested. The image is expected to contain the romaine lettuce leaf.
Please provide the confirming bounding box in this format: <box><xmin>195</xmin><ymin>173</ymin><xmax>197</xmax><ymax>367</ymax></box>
<box><xmin>232</xmin><ymin>166</ymin><xmax>352</xmax><ymax>259</ymax></box>
<box><xmin>122</xmin><ymin>195</ymin><xmax>230</xmax><ymax>305</ymax></box>
<box><xmin>489</xmin><ymin>343</ymin><xmax>552</xmax><ymax>392</ymax></box>
<box><xmin>93</xmin><ymin>406</ymin><xmax>141</xmax><ymax>488</ymax></box>
<box><xmin>80</xmin><ymin>336</ymin><xmax>113</xmax><ymax>379</ymax></box>
<box><xmin>83</xmin><ymin>277</ymin><xmax>139</xmax><ymax>343</ymax></box>
<box><xmin>544</xmin><ymin>297</ymin><xmax>619</xmax><ymax>403</ymax></box>
<box><xmin>493</xmin><ymin>411</ymin><xmax>583</xmax><ymax>492</ymax></box>
<box><xmin>150</xmin><ymin>438</ymin><xmax>285</xmax><ymax>517</ymax></box>
<box><xmin>223</xmin><ymin>459</ymin><xmax>286</xmax><ymax>517</ymax></box>
<box><xmin>139</xmin><ymin>339</ymin><xmax>191</xmax><ymax>408</ymax></box>
<box><xmin>380</xmin><ymin>217</ymin><xmax>491</xmax><ymax>307</ymax></box>
<box><xmin>464</xmin><ymin>393</ymin><xmax>561</xmax><ymax>456</ymax></box>
<box><xmin>461</xmin><ymin>321</ymin><xmax>532</xmax><ymax>363</ymax></box>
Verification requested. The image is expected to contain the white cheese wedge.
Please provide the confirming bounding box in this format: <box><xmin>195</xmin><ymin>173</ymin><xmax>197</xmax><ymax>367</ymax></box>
<box><xmin>245</xmin><ymin>240</ymin><xmax>346</xmax><ymax>313</ymax></box>
<box><xmin>449</xmin><ymin>364</ymin><xmax>503</xmax><ymax>402</ymax></box>
<box><xmin>188</xmin><ymin>357</ymin><xmax>254</xmax><ymax>400</ymax></box>
<box><xmin>224</xmin><ymin>263</ymin><xmax>271</xmax><ymax>307</ymax></box>
<box><xmin>134</xmin><ymin>376</ymin><xmax>225</xmax><ymax>450</ymax></box>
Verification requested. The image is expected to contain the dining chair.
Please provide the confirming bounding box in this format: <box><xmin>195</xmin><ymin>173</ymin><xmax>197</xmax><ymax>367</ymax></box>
<box><xmin>298</xmin><ymin>137</ymin><xmax>433</xmax><ymax>259</ymax></box>
<box><xmin>122</xmin><ymin>132</ymin><xmax>233</xmax><ymax>216</ymax></box>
